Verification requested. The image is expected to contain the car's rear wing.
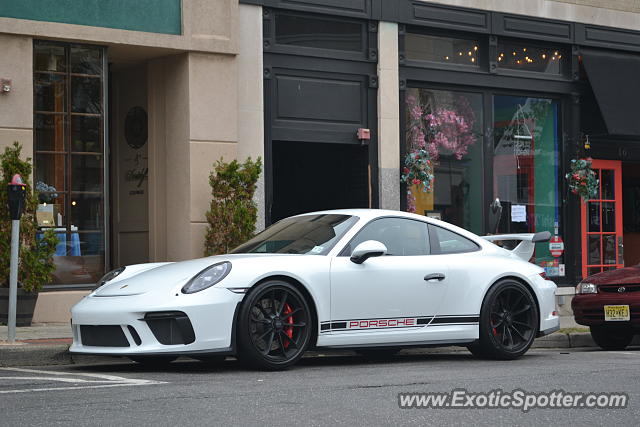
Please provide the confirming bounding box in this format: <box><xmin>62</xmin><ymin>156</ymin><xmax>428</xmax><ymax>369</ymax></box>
<box><xmin>481</xmin><ymin>231</ymin><xmax>551</xmax><ymax>262</ymax></box>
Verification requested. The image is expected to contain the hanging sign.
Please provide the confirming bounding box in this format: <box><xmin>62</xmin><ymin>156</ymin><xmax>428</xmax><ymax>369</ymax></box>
<box><xmin>549</xmin><ymin>236</ymin><xmax>564</xmax><ymax>258</ymax></box>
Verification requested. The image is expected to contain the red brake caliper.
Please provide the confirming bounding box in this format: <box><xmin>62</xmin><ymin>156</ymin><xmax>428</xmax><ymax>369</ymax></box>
<box><xmin>283</xmin><ymin>303</ymin><xmax>294</xmax><ymax>348</ymax></box>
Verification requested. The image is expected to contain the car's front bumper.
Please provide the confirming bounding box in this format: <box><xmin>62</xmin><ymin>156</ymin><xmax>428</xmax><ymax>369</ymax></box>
<box><xmin>572</xmin><ymin>293</ymin><xmax>640</xmax><ymax>327</ymax></box>
<box><xmin>69</xmin><ymin>287</ymin><xmax>244</xmax><ymax>356</ymax></box>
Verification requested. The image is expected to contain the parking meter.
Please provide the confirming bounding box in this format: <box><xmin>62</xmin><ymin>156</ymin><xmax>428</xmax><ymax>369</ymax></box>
<box><xmin>6</xmin><ymin>174</ymin><xmax>26</xmax><ymax>343</ymax></box>
<box><xmin>7</xmin><ymin>174</ymin><xmax>26</xmax><ymax>220</ymax></box>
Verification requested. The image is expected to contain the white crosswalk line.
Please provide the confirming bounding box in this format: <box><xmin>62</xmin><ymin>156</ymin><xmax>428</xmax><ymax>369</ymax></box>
<box><xmin>0</xmin><ymin>367</ymin><xmax>166</xmax><ymax>394</ymax></box>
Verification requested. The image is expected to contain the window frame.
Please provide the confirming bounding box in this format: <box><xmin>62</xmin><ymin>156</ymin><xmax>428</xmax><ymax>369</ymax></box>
<box><xmin>264</xmin><ymin>8</ymin><xmax>375</xmax><ymax>63</ymax></box>
<box><xmin>33</xmin><ymin>40</ymin><xmax>108</xmax><ymax>289</ymax></box>
<box><xmin>494</xmin><ymin>37</ymin><xmax>571</xmax><ymax>80</ymax></box>
<box><xmin>403</xmin><ymin>25</ymin><xmax>488</xmax><ymax>72</ymax></box>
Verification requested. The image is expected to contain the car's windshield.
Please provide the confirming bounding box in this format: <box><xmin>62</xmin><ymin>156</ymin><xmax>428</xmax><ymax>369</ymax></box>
<box><xmin>231</xmin><ymin>214</ymin><xmax>358</xmax><ymax>255</ymax></box>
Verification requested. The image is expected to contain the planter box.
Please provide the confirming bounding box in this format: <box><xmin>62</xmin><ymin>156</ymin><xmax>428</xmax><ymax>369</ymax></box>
<box><xmin>0</xmin><ymin>288</ymin><xmax>39</xmax><ymax>327</ymax></box>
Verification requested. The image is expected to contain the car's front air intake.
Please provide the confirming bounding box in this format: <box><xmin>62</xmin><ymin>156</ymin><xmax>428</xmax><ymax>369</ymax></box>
<box><xmin>144</xmin><ymin>311</ymin><xmax>195</xmax><ymax>345</ymax></box>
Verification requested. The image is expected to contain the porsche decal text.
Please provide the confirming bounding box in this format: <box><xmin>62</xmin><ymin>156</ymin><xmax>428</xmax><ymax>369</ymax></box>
<box><xmin>348</xmin><ymin>318</ymin><xmax>416</xmax><ymax>329</ymax></box>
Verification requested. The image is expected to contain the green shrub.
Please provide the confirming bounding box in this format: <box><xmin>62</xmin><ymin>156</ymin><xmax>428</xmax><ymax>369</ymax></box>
<box><xmin>0</xmin><ymin>142</ymin><xmax>57</xmax><ymax>293</ymax></box>
<box><xmin>204</xmin><ymin>157</ymin><xmax>262</xmax><ymax>256</ymax></box>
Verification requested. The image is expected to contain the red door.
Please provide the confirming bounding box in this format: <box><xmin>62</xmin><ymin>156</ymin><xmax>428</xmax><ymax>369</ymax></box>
<box><xmin>580</xmin><ymin>159</ymin><xmax>624</xmax><ymax>278</ymax></box>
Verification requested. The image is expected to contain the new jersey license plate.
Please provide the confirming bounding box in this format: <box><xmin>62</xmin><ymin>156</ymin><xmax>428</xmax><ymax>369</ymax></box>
<box><xmin>604</xmin><ymin>305</ymin><xmax>630</xmax><ymax>321</ymax></box>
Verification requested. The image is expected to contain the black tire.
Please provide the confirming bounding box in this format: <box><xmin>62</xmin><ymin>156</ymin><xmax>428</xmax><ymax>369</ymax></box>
<box><xmin>590</xmin><ymin>326</ymin><xmax>634</xmax><ymax>351</ymax></box>
<box><xmin>237</xmin><ymin>280</ymin><xmax>313</xmax><ymax>370</ymax></box>
<box><xmin>129</xmin><ymin>355</ymin><xmax>177</xmax><ymax>366</ymax></box>
<box><xmin>470</xmin><ymin>279</ymin><xmax>539</xmax><ymax>360</ymax></box>
<box><xmin>356</xmin><ymin>347</ymin><xmax>401</xmax><ymax>360</ymax></box>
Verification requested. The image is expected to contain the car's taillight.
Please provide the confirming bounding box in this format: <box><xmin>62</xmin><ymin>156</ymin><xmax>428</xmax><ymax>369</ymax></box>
<box><xmin>539</xmin><ymin>271</ymin><xmax>547</xmax><ymax>280</ymax></box>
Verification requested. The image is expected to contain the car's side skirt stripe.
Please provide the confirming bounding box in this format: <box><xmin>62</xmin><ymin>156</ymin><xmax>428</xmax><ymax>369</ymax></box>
<box><xmin>430</xmin><ymin>316</ymin><xmax>479</xmax><ymax>324</ymax></box>
<box><xmin>319</xmin><ymin>315</ymin><xmax>479</xmax><ymax>333</ymax></box>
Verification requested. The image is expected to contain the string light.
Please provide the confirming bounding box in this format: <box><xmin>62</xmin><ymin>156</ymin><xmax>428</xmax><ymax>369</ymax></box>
<box><xmin>471</xmin><ymin>57</ymin><xmax>475</xmax><ymax>62</ymax></box>
<box><xmin>445</xmin><ymin>56</ymin><xmax>450</xmax><ymax>60</ymax></box>
<box><xmin>468</xmin><ymin>51</ymin><xmax>472</xmax><ymax>56</ymax></box>
<box><xmin>473</xmin><ymin>46</ymin><xmax>478</xmax><ymax>51</ymax></box>
<box><xmin>459</xmin><ymin>51</ymin><xmax>463</xmax><ymax>56</ymax></box>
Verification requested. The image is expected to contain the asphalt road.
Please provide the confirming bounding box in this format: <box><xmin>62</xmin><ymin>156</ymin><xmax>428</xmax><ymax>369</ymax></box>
<box><xmin>1</xmin><ymin>347</ymin><xmax>639</xmax><ymax>426</ymax></box>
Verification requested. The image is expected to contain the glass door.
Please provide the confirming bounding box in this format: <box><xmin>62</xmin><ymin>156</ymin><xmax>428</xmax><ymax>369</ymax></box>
<box><xmin>581</xmin><ymin>160</ymin><xmax>624</xmax><ymax>278</ymax></box>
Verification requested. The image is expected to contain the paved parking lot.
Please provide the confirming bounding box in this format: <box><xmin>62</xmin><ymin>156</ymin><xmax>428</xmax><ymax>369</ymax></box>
<box><xmin>1</xmin><ymin>347</ymin><xmax>639</xmax><ymax>426</ymax></box>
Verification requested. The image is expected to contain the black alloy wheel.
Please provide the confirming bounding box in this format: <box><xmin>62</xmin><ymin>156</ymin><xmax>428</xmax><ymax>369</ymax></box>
<box><xmin>468</xmin><ymin>279</ymin><xmax>539</xmax><ymax>360</ymax></box>
<box><xmin>590</xmin><ymin>325</ymin><xmax>634</xmax><ymax>351</ymax></box>
<box><xmin>237</xmin><ymin>281</ymin><xmax>312</xmax><ymax>370</ymax></box>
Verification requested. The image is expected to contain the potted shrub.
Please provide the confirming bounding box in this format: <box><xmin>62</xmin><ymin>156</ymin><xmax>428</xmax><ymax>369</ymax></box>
<box><xmin>204</xmin><ymin>157</ymin><xmax>262</xmax><ymax>256</ymax></box>
<box><xmin>0</xmin><ymin>142</ymin><xmax>57</xmax><ymax>326</ymax></box>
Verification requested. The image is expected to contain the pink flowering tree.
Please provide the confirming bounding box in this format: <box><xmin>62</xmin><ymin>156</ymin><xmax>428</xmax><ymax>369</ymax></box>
<box><xmin>402</xmin><ymin>92</ymin><xmax>478</xmax><ymax>212</ymax></box>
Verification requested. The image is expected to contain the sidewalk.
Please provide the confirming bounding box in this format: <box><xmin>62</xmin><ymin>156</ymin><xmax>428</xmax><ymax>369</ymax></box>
<box><xmin>1</xmin><ymin>321</ymin><xmax>623</xmax><ymax>368</ymax></box>
<box><xmin>0</xmin><ymin>323</ymin><xmax>79</xmax><ymax>367</ymax></box>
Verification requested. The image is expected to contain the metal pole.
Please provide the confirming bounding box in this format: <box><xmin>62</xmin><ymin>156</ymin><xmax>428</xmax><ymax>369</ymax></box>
<box><xmin>7</xmin><ymin>219</ymin><xmax>20</xmax><ymax>343</ymax></box>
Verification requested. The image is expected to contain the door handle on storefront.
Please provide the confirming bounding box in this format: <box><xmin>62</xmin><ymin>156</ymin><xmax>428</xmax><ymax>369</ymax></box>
<box><xmin>424</xmin><ymin>273</ymin><xmax>446</xmax><ymax>282</ymax></box>
<box><xmin>618</xmin><ymin>236</ymin><xmax>624</xmax><ymax>264</ymax></box>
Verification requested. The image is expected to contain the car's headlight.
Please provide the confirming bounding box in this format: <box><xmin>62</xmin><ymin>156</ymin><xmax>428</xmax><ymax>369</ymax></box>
<box><xmin>576</xmin><ymin>282</ymin><xmax>597</xmax><ymax>294</ymax></box>
<box><xmin>182</xmin><ymin>262</ymin><xmax>232</xmax><ymax>294</ymax></box>
<box><xmin>96</xmin><ymin>266</ymin><xmax>125</xmax><ymax>289</ymax></box>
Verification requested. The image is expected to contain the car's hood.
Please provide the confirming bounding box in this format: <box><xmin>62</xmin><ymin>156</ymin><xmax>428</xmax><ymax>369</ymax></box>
<box><xmin>92</xmin><ymin>254</ymin><xmax>319</xmax><ymax>297</ymax></box>
<box><xmin>585</xmin><ymin>265</ymin><xmax>640</xmax><ymax>285</ymax></box>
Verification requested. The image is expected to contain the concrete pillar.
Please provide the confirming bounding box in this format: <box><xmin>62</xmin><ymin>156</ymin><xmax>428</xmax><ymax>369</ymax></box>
<box><xmin>0</xmin><ymin>34</ymin><xmax>33</xmax><ymax>157</ymax></box>
<box><xmin>187</xmin><ymin>52</ymin><xmax>238</xmax><ymax>258</ymax></box>
<box><xmin>147</xmin><ymin>51</ymin><xmax>241</xmax><ymax>262</ymax></box>
<box><xmin>237</xmin><ymin>4</ymin><xmax>265</xmax><ymax>232</ymax></box>
<box><xmin>147</xmin><ymin>53</ymin><xmax>192</xmax><ymax>262</ymax></box>
<box><xmin>377</xmin><ymin>22</ymin><xmax>401</xmax><ymax>211</ymax></box>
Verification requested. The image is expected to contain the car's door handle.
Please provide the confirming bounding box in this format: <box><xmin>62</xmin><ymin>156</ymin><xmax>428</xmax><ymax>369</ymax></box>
<box><xmin>424</xmin><ymin>273</ymin><xmax>446</xmax><ymax>282</ymax></box>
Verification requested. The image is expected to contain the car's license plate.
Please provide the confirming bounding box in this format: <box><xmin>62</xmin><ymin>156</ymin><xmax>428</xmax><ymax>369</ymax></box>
<box><xmin>604</xmin><ymin>305</ymin><xmax>630</xmax><ymax>321</ymax></box>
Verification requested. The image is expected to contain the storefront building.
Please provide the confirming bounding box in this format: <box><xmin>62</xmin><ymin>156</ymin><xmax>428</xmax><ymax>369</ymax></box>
<box><xmin>2</xmin><ymin>0</ymin><xmax>640</xmax><ymax>321</ymax></box>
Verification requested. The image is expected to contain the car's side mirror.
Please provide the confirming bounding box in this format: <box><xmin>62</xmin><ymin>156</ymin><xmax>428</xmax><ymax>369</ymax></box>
<box><xmin>350</xmin><ymin>240</ymin><xmax>387</xmax><ymax>264</ymax></box>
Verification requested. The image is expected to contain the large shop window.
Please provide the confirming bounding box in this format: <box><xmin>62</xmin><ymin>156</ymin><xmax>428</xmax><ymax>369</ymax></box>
<box><xmin>33</xmin><ymin>41</ymin><xmax>105</xmax><ymax>286</ymax></box>
<box><xmin>493</xmin><ymin>95</ymin><xmax>562</xmax><ymax>274</ymax></box>
<box><xmin>404</xmin><ymin>88</ymin><xmax>484</xmax><ymax>235</ymax></box>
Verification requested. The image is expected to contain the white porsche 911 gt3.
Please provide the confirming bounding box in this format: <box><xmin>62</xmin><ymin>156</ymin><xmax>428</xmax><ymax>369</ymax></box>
<box><xmin>70</xmin><ymin>209</ymin><xmax>559</xmax><ymax>370</ymax></box>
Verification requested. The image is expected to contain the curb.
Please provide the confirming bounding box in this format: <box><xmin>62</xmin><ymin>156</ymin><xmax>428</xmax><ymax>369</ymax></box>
<box><xmin>0</xmin><ymin>344</ymin><xmax>110</xmax><ymax>368</ymax></box>
<box><xmin>3</xmin><ymin>332</ymin><xmax>634</xmax><ymax>368</ymax></box>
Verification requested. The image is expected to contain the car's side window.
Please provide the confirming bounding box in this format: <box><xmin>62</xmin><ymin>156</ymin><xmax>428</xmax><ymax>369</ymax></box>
<box><xmin>428</xmin><ymin>224</ymin><xmax>480</xmax><ymax>254</ymax></box>
<box><xmin>341</xmin><ymin>218</ymin><xmax>430</xmax><ymax>256</ymax></box>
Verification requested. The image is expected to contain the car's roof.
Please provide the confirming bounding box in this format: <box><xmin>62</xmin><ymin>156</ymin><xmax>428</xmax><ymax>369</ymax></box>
<box><xmin>294</xmin><ymin>208</ymin><xmax>429</xmax><ymax>222</ymax></box>
<box><xmin>293</xmin><ymin>208</ymin><xmax>483</xmax><ymax>240</ymax></box>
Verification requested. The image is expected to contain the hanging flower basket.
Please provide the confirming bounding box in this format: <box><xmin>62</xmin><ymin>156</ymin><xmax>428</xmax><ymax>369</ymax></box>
<box><xmin>566</xmin><ymin>158</ymin><xmax>598</xmax><ymax>201</ymax></box>
<box><xmin>401</xmin><ymin>148</ymin><xmax>434</xmax><ymax>193</ymax></box>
